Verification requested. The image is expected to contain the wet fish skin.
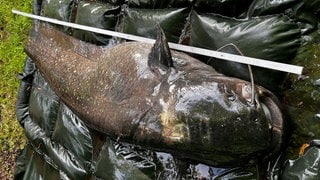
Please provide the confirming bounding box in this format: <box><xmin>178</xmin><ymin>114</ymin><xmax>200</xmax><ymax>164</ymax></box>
<box><xmin>25</xmin><ymin>23</ymin><xmax>284</xmax><ymax>166</ymax></box>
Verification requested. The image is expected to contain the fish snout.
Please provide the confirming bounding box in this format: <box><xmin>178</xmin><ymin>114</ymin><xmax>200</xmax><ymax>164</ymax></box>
<box><xmin>235</xmin><ymin>81</ymin><xmax>285</xmax><ymax>156</ymax></box>
<box><xmin>257</xmin><ymin>88</ymin><xmax>285</xmax><ymax>156</ymax></box>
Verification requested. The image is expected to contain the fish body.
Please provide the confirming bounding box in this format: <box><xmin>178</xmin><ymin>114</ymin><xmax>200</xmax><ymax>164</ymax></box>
<box><xmin>26</xmin><ymin>23</ymin><xmax>284</xmax><ymax>166</ymax></box>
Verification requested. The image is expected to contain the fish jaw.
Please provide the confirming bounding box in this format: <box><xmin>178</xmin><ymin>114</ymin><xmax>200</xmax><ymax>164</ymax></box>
<box><xmin>156</xmin><ymin>75</ymin><xmax>284</xmax><ymax>166</ymax></box>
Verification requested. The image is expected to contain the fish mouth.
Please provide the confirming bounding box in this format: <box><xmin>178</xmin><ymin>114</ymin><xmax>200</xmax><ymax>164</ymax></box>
<box><xmin>216</xmin><ymin>78</ymin><xmax>285</xmax><ymax>156</ymax></box>
<box><xmin>258</xmin><ymin>89</ymin><xmax>284</xmax><ymax>155</ymax></box>
<box><xmin>233</xmin><ymin>81</ymin><xmax>284</xmax><ymax>155</ymax></box>
<box><xmin>236</xmin><ymin>82</ymin><xmax>284</xmax><ymax>153</ymax></box>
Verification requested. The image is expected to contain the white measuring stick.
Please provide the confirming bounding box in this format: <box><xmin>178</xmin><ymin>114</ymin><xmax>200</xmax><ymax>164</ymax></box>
<box><xmin>12</xmin><ymin>9</ymin><xmax>303</xmax><ymax>75</ymax></box>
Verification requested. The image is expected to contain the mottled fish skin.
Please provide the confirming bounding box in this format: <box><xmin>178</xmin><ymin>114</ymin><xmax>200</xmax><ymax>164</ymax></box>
<box><xmin>25</xmin><ymin>23</ymin><xmax>284</xmax><ymax>166</ymax></box>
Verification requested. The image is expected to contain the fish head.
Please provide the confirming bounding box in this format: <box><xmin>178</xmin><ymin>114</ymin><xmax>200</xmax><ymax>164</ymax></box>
<box><xmin>159</xmin><ymin>75</ymin><xmax>284</xmax><ymax>165</ymax></box>
<box><xmin>150</xmin><ymin>24</ymin><xmax>284</xmax><ymax>165</ymax></box>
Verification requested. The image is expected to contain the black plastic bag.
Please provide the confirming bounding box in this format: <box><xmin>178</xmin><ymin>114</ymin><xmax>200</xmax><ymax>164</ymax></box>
<box><xmin>73</xmin><ymin>1</ymin><xmax>121</xmax><ymax>45</ymax></box>
<box><xmin>118</xmin><ymin>7</ymin><xmax>189</xmax><ymax>42</ymax></box>
<box><xmin>248</xmin><ymin>0</ymin><xmax>299</xmax><ymax>17</ymax></box>
<box><xmin>41</xmin><ymin>0</ymin><xmax>76</xmax><ymax>31</ymax></box>
<box><xmin>180</xmin><ymin>10</ymin><xmax>301</xmax><ymax>91</ymax></box>
<box><xmin>281</xmin><ymin>141</ymin><xmax>320</xmax><ymax>179</ymax></box>
<box><xmin>127</xmin><ymin>0</ymin><xmax>191</xmax><ymax>9</ymax></box>
<box><xmin>193</xmin><ymin>0</ymin><xmax>254</xmax><ymax>17</ymax></box>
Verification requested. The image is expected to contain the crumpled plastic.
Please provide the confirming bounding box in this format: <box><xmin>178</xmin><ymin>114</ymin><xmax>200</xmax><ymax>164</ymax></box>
<box><xmin>72</xmin><ymin>1</ymin><xmax>120</xmax><ymax>45</ymax></box>
<box><xmin>193</xmin><ymin>0</ymin><xmax>254</xmax><ymax>17</ymax></box>
<box><xmin>281</xmin><ymin>140</ymin><xmax>320</xmax><ymax>179</ymax></box>
<box><xmin>127</xmin><ymin>0</ymin><xmax>190</xmax><ymax>9</ymax></box>
<box><xmin>247</xmin><ymin>0</ymin><xmax>300</xmax><ymax>17</ymax></box>
<box><xmin>180</xmin><ymin>10</ymin><xmax>301</xmax><ymax>92</ymax></box>
<box><xmin>41</xmin><ymin>0</ymin><xmax>76</xmax><ymax>32</ymax></box>
<box><xmin>118</xmin><ymin>7</ymin><xmax>189</xmax><ymax>42</ymax></box>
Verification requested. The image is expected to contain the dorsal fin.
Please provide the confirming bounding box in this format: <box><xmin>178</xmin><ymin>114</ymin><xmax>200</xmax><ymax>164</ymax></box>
<box><xmin>148</xmin><ymin>24</ymin><xmax>174</xmax><ymax>76</ymax></box>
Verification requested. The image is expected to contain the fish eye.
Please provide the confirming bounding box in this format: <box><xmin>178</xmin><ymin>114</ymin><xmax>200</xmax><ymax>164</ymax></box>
<box><xmin>236</xmin><ymin>82</ymin><xmax>254</xmax><ymax>103</ymax></box>
<box><xmin>218</xmin><ymin>83</ymin><xmax>238</xmax><ymax>103</ymax></box>
<box><xmin>227</xmin><ymin>94</ymin><xmax>237</xmax><ymax>102</ymax></box>
<box><xmin>224</xmin><ymin>89</ymin><xmax>238</xmax><ymax>104</ymax></box>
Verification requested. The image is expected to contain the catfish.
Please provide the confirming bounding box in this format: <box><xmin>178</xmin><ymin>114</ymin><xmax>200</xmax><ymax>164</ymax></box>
<box><xmin>25</xmin><ymin>22</ymin><xmax>284</xmax><ymax>166</ymax></box>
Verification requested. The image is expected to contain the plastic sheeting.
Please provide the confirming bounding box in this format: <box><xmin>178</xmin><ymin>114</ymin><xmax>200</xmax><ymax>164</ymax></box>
<box><xmin>248</xmin><ymin>0</ymin><xmax>300</xmax><ymax>16</ymax></box>
<box><xmin>41</xmin><ymin>0</ymin><xmax>76</xmax><ymax>32</ymax></box>
<box><xmin>118</xmin><ymin>7</ymin><xmax>189</xmax><ymax>42</ymax></box>
<box><xmin>180</xmin><ymin>10</ymin><xmax>301</xmax><ymax>92</ymax></box>
<box><xmin>41</xmin><ymin>0</ymin><xmax>75</xmax><ymax>22</ymax></box>
<box><xmin>73</xmin><ymin>1</ymin><xmax>121</xmax><ymax>45</ymax></box>
<box><xmin>193</xmin><ymin>0</ymin><xmax>254</xmax><ymax>17</ymax></box>
<box><xmin>125</xmin><ymin>0</ymin><xmax>255</xmax><ymax>17</ymax></box>
<box><xmin>126</xmin><ymin>0</ymin><xmax>190</xmax><ymax>9</ymax></box>
<box><xmin>14</xmin><ymin>0</ymin><xmax>320</xmax><ymax>179</ymax></box>
<box><xmin>281</xmin><ymin>141</ymin><xmax>320</xmax><ymax>179</ymax></box>
<box><xmin>16</xmin><ymin>58</ymin><xmax>92</xmax><ymax>179</ymax></box>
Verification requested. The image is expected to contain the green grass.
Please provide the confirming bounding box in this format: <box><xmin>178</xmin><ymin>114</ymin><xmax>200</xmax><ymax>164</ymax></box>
<box><xmin>0</xmin><ymin>0</ymin><xmax>32</xmax><ymax>178</ymax></box>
